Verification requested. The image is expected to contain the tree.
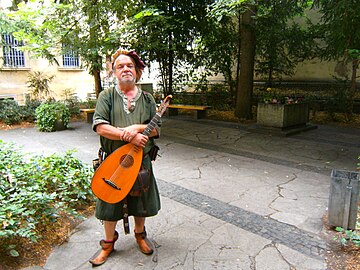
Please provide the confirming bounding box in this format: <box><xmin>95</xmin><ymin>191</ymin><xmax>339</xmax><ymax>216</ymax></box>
<box><xmin>255</xmin><ymin>1</ymin><xmax>316</xmax><ymax>84</ymax></box>
<box><xmin>208</xmin><ymin>0</ymin><xmax>314</xmax><ymax>119</ymax></box>
<box><xmin>4</xmin><ymin>0</ymin><xmax>138</xmax><ymax>97</ymax></box>
<box><xmin>314</xmin><ymin>0</ymin><xmax>360</xmax><ymax>115</ymax></box>
<box><xmin>195</xmin><ymin>6</ymin><xmax>239</xmax><ymax>104</ymax></box>
<box><xmin>128</xmin><ymin>0</ymin><xmax>216</xmax><ymax>96</ymax></box>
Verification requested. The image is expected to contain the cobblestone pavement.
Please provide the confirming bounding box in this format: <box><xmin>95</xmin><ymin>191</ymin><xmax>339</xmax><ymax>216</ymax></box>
<box><xmin>1</xmin><ymin>117</ymin><xmax>359</xmax><ymax>270</ymax></box>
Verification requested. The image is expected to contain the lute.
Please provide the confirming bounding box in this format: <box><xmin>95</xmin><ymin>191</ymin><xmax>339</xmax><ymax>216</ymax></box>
<box><xmin>91</xmin><ymin>95</ymin><xmax>172</xmax><ymax>204</ymax></box>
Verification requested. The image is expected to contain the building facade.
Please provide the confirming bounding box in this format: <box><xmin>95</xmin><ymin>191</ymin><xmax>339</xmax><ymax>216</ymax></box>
<box><xmin>0</xmin><ymin>33</ymin><xmax>94</xmax><ymax>105</ymax></box>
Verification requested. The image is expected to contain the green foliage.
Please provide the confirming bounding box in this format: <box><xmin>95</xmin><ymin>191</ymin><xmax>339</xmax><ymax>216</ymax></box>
<box><xmin>129</xmin><ymin>0</ymin><xmax>217</xmax><ymax>95</ymax></box>
<box><xmin>27</xmin><ymin>71</ymin><xmax>55</xmax><ymax>101</ymax></box>
<box><xmin>324</xmin><ymin>81</ymin><xmax>354</xmax><ymax>121</ymax></box>
<box><xmin>0</xmin><ymin>141</ymin><xmax>93</xmax><ymax>256</ymax></box>
<box><xmin>171</xmin><ymin>84</ymin><xmax>233</xmax><ymax>110</ymax></box>
<box><xmin>334</xmin><ymin>225</ymin><xmax>360</xmax><ymax>247</ymax></box>
<box><xmin>35</xmin><ymin>101</ymin><xmax>70</xmax><ymax>132</ymax></box>
<box><xmin>313</xmin><ymin>0</ymin><xmax>360</xmax><ymax>62</ymax></box>
<box><xmin>6</xmin><ymin>0</ymin><xmax>136</xmax><ymax>97</ymax></box>
<box><xmin>0</xmin><ymin>97</ymin><xmax>41</xmax><ymax>125</ymax></box>
<box><xmin>0</xmin><ymin>99</ymin><xmax>22</xmax><ymax>125</ymax></box>
<box><xmin>312</xmin><ymin>0</ymin><xmax>360</xmax><ymax>114</ymax></box>
<box><xmin>357</xmin><ymin>156</ymin><xmax>360</xmax><ymax>171</ymax></box>
<box><xmin>21</xmin><ymin>95</ymin><xmax>42</xmax><ymax>122</ymax></box>
<box><xmin>80</xmin><ymin>98</ymin><xmax>97</xmax><ymax>110</ymax></box>
<box><xmin>62</xmin><ymin>89</ymin><xmax>81</xmax><ymax>117</ymax></box>
<box><xmin>204</xmin><ymin>84</ymin><xmax>233</xmax><ymax>110</ymax></box>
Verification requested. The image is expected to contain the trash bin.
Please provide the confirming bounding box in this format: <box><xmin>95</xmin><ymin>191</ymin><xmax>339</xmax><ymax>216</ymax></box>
<box><xmin>328</xmin><ymin>170</ymin><xmax>360</xmax><ymax>230</ymax></box>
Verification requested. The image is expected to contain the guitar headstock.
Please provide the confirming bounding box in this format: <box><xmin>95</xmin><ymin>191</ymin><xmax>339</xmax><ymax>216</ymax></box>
<box><xmin>157</xmin><ymin>95</ymin><xmax>172</xmax><ymax>116</ymax></box>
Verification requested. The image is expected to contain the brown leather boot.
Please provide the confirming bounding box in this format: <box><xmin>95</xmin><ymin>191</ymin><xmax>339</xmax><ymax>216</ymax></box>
<box><xmin>89</xmin><ymin>230</ymin><xmax>119</xmax><ymax>266</ymax></box>
<box><xmin>134</xmin><ymin>228</ymin><xmax>153</xmax><ymax>255</ymax></box>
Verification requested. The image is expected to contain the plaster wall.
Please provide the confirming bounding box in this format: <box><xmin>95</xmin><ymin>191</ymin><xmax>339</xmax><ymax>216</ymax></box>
<box><xmin>0</xmin><ymin>51</ymin><xmax>94</xmax><ymax>104</ymax></box>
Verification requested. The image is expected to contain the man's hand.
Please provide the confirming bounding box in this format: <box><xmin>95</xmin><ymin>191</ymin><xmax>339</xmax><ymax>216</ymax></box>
<box><xmin>122</xmin><ymin>125</ymin><xmax>142</xmax><ymax>142</ymax></box>
<box><xmin>130</xmin><ymin>133</ymin><xmax>148</xmax><ymax>148</ymax></box>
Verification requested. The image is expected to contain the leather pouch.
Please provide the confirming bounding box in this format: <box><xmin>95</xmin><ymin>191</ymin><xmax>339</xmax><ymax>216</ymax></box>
<box><xmin>149</xmin><ymin>143</ymin><xmax>160</xmax><ymax>161</ymax></box>
<box><xmin>129</xmin><ymin>167</ymin><xmax>151</xmax><ymax>197</ymax></box>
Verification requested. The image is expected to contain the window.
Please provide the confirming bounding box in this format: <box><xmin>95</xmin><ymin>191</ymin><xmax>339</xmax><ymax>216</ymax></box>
<box><xmin>2</xmin><ymin>34</ymin><xmax>25</xmax><ymax>67</ymax></box>
<box><xmin>62</xmin><ymin>50</ymin><xmax>79</xmax><ymax>68</ymax></box>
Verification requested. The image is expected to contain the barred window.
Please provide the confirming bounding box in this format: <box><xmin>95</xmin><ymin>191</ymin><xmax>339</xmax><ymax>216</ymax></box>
<box><xmin>62</xmin><ymin>50</ymin><xmax>79</xmax><ymax>67</ymax></box>
<box><xmin>2</xmin><ymin>34</ymin><xmax>25</xmax><ymax>67</ymax></box>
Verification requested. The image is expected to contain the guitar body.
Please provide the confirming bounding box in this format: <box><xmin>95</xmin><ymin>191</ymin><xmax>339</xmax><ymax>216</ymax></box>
<box><xmin>91</xmin><ymin>143</ymin><xmax>143</xmax><ymax>204</ymax></box>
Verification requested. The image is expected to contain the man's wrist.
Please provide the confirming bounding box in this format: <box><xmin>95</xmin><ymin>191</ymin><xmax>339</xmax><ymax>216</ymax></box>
<box><xmin>117</xmin><ymin>127</ymin><xmax>124</xmax><ymax>140</ymax></box>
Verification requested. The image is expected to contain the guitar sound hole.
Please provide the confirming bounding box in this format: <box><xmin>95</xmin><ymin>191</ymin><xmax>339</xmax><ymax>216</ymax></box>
<box><xmin>120</xmin><ymin>154</ymin><xmax>134</xmax><ymax>168</ymax></box>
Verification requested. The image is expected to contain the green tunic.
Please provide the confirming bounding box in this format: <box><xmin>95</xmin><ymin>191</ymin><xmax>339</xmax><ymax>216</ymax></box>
<box><xmin>92</xmin><ymin>86</ymin><xmax>161</xmax><ymax>221</ymax></box>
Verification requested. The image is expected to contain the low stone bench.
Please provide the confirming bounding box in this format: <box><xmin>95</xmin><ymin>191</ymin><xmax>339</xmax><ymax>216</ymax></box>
<box><xmin>80</xmin><ymin>108</ymin><xmax>95</xmax><ymax>123</ymax></box>
<box><xmin>167</xmin><ymin>104</ymin><xmax>210</xmax><ymax>119</ymax></box>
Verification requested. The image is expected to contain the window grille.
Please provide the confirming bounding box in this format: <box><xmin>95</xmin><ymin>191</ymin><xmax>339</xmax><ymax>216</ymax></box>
<box><xmin>62</xmin><ymin>50</ymin><xmax>79</xmax><ymax>67</ymax></box>
<box><xmin>2</xmin><ymin>34</ymin><xmax>25</xmax><ymax>67</ymax></box>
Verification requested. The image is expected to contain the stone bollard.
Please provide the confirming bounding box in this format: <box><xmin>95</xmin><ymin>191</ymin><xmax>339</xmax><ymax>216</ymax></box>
<box><xmin>328</xmin><ymin>170</ymin><xmax>359</xmax><ymax>230</ymax></box>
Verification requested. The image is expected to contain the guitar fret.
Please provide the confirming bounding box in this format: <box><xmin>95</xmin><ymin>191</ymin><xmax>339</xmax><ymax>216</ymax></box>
<box><xmin>143</xmin><ymin>99</ymin><xmax>169</xmax><ymax>137</ymax></box>
<box><xmin>144</xmin><ymin>119</ymin><xmax>160</xmax><ymax>136</ymax></box>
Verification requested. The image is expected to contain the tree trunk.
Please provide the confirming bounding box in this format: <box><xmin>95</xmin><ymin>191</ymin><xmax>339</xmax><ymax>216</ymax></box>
<box><xmin>350</xmin><ymin>59</ymin><xmax>359</xmax><ymax>94</ymax></box>
<box><xmin>168</xmin><ymin>48</ymin><xmax>174</xmax><ymax>96</ymax></box>
<box><xmin>235</xmin><ymin>11</ymin><xmax>241</xmax><ymax>105</ymax></box>
<box><xmin>235</xmin><ymin>6</ymin><xmax>256</xmax><ymax>119</ymax></box>
<box><xmin>346</xmin><ymin>59</ymin><xmax>359</xmax><ymax>117</ymax></box>
<box><xmin>93</xmin><ymin>68</ymin><xmax>102</xmax><ymax>98</ymax></box>
<box><xmin>167</xmin><ymin>2</ymin><xmax>174</xmax><ymax>96</ymax></box>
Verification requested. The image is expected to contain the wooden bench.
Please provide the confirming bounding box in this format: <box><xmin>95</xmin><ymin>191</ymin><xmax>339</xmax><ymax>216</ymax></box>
<box><xmin>80</xmin><ymin>108</ymin><xmax>95</xmax><ymax>123</ymax></box>
<box><xmin>167</xmin><ymin>104</ymin><xmax>210</xmax><ymax>119</ymax></box>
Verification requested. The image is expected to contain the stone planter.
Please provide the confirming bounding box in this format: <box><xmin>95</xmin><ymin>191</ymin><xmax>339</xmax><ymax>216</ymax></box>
<box><xmin>257</xmin><ymin>102</ymin><xmax>310</xmax><ymax>129</ymax></box>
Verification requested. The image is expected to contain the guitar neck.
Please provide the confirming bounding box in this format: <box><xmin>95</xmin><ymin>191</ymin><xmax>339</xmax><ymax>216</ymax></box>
<box><xmin>143</xmin><ymin>112</ymin><xmax>161</xmax><ymax>137</ymax></box>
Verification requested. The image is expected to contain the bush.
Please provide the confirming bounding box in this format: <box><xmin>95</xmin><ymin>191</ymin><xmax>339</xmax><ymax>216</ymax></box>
<box><xmin>205</xmin><ymin>84</ymin><xmax>233</xmax><ymax>110</ymax></box>
<box><xmin>35</xmin><ymin>101</ymin><xmax>70</xmax><ymax>132</ymax></box>
<box><xmin>62</xmin><ymin>88</ymin><xmax>81</xmax><ymax>117</ymax></box>
<box><xmin>79</xmin><ymin>98</ymin><xmax>97</xmax><ymax>109</ymax></box>
<box><xmin>27</xmin><ymin>71</ymin><xmax>54</xmax><ymax>101</ymax></box>
<box><xmin>0</xmin><ymin>141</ymin><xmax>94</xmax><ymax>256</ymax></box>
<box><xmin>0</xmin><ymin>99</ymin><xmax>22</xmax><ymax>125</ymax></box>
<box><xmin>21</xmin><ymin>96</ymin><xmax>42</xmax><ymax>122</ymax></box>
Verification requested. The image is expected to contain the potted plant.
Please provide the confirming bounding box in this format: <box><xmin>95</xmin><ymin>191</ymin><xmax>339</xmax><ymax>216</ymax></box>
<box><xmin>35</xmin><ymin>101</ymin><xmax>70</xmax><ymax>132</ymax></box>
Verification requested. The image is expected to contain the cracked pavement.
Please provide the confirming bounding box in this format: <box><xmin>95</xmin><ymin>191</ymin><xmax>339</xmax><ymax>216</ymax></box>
<box><xmin>1</xmin><ymin>117</ymin><xmax>359</xmax><ymax>270</ymax></box>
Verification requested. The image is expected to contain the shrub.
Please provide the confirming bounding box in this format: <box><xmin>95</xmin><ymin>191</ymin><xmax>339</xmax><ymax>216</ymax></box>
<box><xmin>0</xmin><ymin>141</ymin><xmax>94</xmax><ymax>256</ymax></box>
<box><xmin>21</xmin><ymin>96</ymin><xmax>42</xmax><ymax>122</ymax></box>
<box><xmin>35</xmin><ymin>101</ymin><xmax>70</xmax><ymax>132</ymax></box>
<box><xmin>79</xmin><ymin>98</ymin><xmax>97</xmax><ymax>109</ymax></box>
<box><xmin>27</xmin><ymin>71</ymin><xmax>54</xmax><ymax>101</ymax></box>
<box><xmin>0</xmin><ymin>99</ymin><xmax>22</xmax><ymax>125</ymax></box>
<box><xmin>335</xmin><ymin>226</ymin><xmax>360</xmax><ymax>247</ymax></box>
<box><xmin>62</xmin><ymin>88</ymin><xmax>81</xmax><ymax>117</ymax></box>
<box><xmin>205</xmin><ymin>84</ymin><xmax>233</xmax><ymax>110</ymax></box>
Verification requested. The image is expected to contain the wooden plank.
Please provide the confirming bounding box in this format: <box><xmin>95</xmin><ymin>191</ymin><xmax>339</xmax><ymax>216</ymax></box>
<box><xmin>168</xmin><ymin>104</ymin><xmax>210</xmax><ymax>110</ymax></box>
<box><xmin>80</xmin><ymin>108</ymin><xmax>95</xmax><ymax>113</ymax></box>
<box><xmin>167</xmin><ymin>104</ymin><xmax>210</xmax><ymax>119</ymax></box>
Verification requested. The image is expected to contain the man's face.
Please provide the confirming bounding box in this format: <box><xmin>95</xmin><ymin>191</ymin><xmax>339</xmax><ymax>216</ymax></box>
<box><xmin>114</xmin><ymin>55</ymin><xmax>137</xmax><ymax>85</ymax></box>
